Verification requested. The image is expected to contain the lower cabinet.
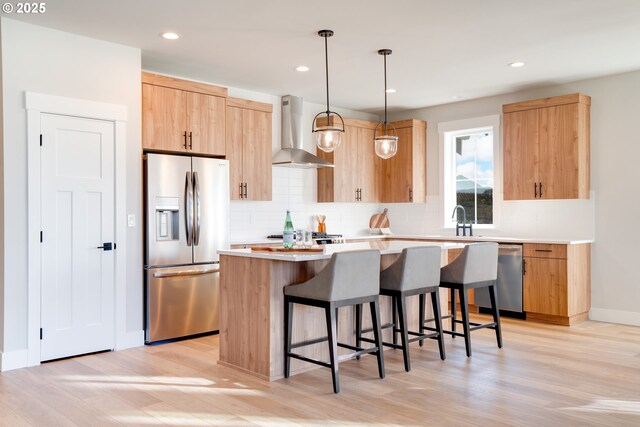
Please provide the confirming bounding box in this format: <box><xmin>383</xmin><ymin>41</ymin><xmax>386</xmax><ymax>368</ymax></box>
<box><xmin>523</xmin><ymin>243</ymin><xmax>590</xmax><ymax>325</ymax></box>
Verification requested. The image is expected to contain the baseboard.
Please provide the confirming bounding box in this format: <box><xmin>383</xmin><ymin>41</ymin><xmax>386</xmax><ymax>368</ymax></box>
<box><xmin>0</xmin><ymin>349</ymin><xmax>29</xmax><ymax>372</ymax></box>
<box><xmin>115</xmin><ymin>329</ymin><xmax>144</xmax><ymax>351</ymax></box>
<box><xmin>589</xmin><ymin>307</ymin><xmax>640</xmax><ymax>327</ymax></box>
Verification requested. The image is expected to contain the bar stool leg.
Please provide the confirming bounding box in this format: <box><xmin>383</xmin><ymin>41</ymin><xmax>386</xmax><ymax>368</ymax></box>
<box><xmin>418</xmin><ymin>293</ymin><xmax>425</xmax><ymax>347</ymax></box>
<box><xmin>431</xmin><ymin>291</ymin><xmax>446</xmax><ymax>360</ymax></box>
<box><xmin>355</xmin><ymin>304</ymin><xmax>362</xmax><ymax>360</ymax></box>
<box><xmin>284</xmin><ymin>296</ymin><xmax>293</xmax><ymax>378</ymax></box>
<box><xmin>396</xmin><ymin>294</ymin><xmax>411</xmax><ymax>372</ymax></box>
<box><xmin>489</xmin><ymin>284</ymin><xmax>503</xmax><ymax>348</ymax></box>
<box><xmin>391</xmin><ymin>296</ymin><xmax>398</xmax><ymax>347</ymax></box>
<box><xmin>450</xmin><ymin>288</ymin><xmax>457</xmax><ymax>338</ymax></box>
<box><xmin>325</xmin><ymin>303</ymin><xmax>340</xmax><ymax>393</ymax></box>
<box><xmin>459</xmin><ymin>288</ymin><xmax>472</xmax><ymax>357</ymax></box>
<box><xmin>369</xmin><ymin>299</ymin><xmax>385</xmax><ymax>379</ymax></box>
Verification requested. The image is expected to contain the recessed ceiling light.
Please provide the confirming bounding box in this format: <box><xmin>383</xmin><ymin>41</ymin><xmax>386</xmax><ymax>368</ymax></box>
<box><xmin>451</xmin><ymin>95</ymin><xmax>462</xmax><ymax>99</ymax></box>
<box><xmin>509</xmin><ymin>61</ymin><xmax>525</xmax><ymax>68</ymax></box>
<box><xmin>385</xmin><ymin>88</ymin><xmax>397</xmax><ymax>93</ymax></box>
<box><xmin>160</xmin><ymin>32</ymin><xmax>180</xmax><ymax>40</ymax></box>
<box><xmin>295</xmin><ymin>65</ymin><xmax>310</xmax><ymax>72</ymax></box>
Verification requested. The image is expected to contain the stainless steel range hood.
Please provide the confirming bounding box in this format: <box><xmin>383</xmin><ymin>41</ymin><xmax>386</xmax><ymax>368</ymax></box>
<box><xmin>272</xmin><ymin>95</ymin><xmax>334</xmax><ymax>168</ymax></box>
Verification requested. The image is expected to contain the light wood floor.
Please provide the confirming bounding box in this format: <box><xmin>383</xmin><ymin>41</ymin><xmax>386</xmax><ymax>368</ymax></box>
<box><xmin>1</xmin><ymin>315</ymin><xmax>640</xmax><ymax>426</ymax></box>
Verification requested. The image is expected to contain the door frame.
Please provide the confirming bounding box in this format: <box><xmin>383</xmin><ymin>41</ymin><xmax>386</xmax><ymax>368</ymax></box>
<box><xmin>26</xmin><ymin>92</ymin><xmax>128</xmax><ymax>367</ymax></box>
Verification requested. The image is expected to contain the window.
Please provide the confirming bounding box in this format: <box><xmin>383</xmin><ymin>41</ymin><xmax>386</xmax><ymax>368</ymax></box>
<box><xmin>439</xmin><ymin>116</ymin><xmax>500</xmax><ymax>229</ymax></box>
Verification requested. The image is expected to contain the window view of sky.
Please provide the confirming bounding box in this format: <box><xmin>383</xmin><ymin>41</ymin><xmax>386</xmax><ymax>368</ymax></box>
<box><xmin>454</xmin><ymin>131</ymin><xmax>493</xmax><ymax>224</ymax></box>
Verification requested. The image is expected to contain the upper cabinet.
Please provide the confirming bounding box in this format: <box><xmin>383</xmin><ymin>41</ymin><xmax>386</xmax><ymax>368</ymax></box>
<box><xmin>226</xmin><ymin>98</ymin><xmax>273</xmax><ymax>201</ymax></box>
<box><xmin>379</xmin><ymin>119</ymin><xmax>427</xmax><ymax>203</ymax></box>
<box><xmin>503</xmin><ymin>93</ymin><xmax>590</xmax><ymax>200</ymax></box>
<box><xmin>317</xmin><ymin>119</ymin><xmax>380</xmax><ymax>203</ymax></box>
<box><xmin>142</xmin><ymin>72</ymin><xmax>227</xmax><ymax>156</ymax></box>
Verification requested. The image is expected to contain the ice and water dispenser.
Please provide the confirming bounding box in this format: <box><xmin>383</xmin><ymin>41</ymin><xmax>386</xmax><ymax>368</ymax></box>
<box><xmin>155</xmin><ymin>196</ymin><xmax>180</xmax><ymax>241</ymax></box>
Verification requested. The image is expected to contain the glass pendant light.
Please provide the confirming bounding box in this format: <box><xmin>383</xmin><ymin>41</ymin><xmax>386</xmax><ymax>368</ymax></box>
<box><xmin>374</xmin><ymin>49</ymin><xmax>398</xmax><ymax>159</ymax></box>
<box><xmin>312</xmin><ymin>30</ymin><xmax>345</xmax><ymax>153</ymax></box>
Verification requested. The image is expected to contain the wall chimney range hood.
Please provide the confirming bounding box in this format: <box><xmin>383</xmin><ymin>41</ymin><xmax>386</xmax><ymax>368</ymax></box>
<box><xmin>272</xmin><ymin>95</ymin><xmax>334</xmax><ymax>169</ymax></box>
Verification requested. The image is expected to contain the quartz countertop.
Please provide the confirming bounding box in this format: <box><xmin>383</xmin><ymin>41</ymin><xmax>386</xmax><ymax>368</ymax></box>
<box><xmin>219</xmin><ymin>240</ymin><xmax>465</xmax><ymax>262</ymax></box>
<box><xmin>230</xmin><ymin>233</ymin><xmax>593</xmax><ymax>247</ymax></box>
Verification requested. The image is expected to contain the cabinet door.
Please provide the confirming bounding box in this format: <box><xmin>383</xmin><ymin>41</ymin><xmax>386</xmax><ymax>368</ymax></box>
<box><xmin>333</xmin><ymin>125</ymin><xmax>359</xmax><ymax>202</ymax></box>
<box><xmin>142</xmin><ymin>84</ymin><xmax>187</xmax><ymax>151</ymax></box>
<box><xmin>225</xmin><ymin>106</ymin><xmax>244</xmax><ymax>200</ymax></box>
<box><xmin>539</xmin><ymin>104</ymin><xmax>579</xmax><ymax>199</ymax></box>
<box><xmin>523</xmin><ymin>257</ymin><xmax>568</xmax><ymax>316</ymax></box>
<box><xmin>503</xmin><ymin>110</ymin><xmax>539</xmax><ymax>200</ymax></box>
<box><xmin>242</xmin><ymin>109</ymin><xmax>272</xmax><ymax>201</ymax></box>
<box><xmin>380</xmin><ymin>126</ymin><xmax>413</xmax><ymax>203</ymax></box>
<box><xmin>357</xmin><ymin>127</ymin><xmax>379</xmax><ymax>202</ymax></box>
<box><xmin>186</xmin><ymin>92</ymin><xmax>226</xmax><ymax>156</ymax></box>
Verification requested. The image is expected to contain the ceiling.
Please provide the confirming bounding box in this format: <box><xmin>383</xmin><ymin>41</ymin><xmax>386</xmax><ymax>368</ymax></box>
<box><xmin>7</xmin><ymin>0</ymin><xmax>640</xmax><ymax>113</ymax></box>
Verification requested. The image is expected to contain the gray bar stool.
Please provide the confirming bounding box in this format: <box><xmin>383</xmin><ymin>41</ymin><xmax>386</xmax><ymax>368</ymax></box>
<box><xmin>283</xmin><ymin>250</ymin><xmax>385</xmax><ymax>393</ymax></box>
<box><xmin>355</xmin><ymin>246</ymin><xmax>445</xmax><ymax>372</ymax></box>
<box><xmin>436</xmin><ymin>242</ymin><xmax>502</xmax><ymax>357</ymax></box>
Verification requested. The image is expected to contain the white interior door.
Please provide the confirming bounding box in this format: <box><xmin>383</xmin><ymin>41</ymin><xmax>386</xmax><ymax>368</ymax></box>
<box><xmin>40</xmin><ymin>113</ymin><xmax>115</xmax><ymax>361</ymax></box>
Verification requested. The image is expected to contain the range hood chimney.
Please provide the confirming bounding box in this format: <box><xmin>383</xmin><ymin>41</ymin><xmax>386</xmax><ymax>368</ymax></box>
<box><xmin>272</xmin><ymin>95</ymin><xmax>334</xmax><ymax>169</ymax></box>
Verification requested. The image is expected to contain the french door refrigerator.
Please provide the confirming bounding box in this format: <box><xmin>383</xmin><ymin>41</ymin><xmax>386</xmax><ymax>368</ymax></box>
<box><xmin>144</xmin><ymin>153</ymin><xmax>230</xmax><ymax>343</ymax></box>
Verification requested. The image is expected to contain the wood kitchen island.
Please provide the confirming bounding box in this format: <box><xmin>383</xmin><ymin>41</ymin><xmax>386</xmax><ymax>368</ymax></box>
<box><xmin>217</xmin><ymin>240</ymin><xmax>464</xmax><ymax>381</ymax></box>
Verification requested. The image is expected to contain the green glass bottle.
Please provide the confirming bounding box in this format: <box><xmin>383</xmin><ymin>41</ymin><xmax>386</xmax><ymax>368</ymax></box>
<box><xmin>283</xmin><ymin>210</ymin><xmax>294</xmax><ymax>249</ymax></box>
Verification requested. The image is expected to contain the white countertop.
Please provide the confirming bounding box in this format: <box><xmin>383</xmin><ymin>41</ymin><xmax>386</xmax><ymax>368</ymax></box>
<box><xmin>230</xmin><ymin>233</ymin><xmax>593</xmax><ymax>246</ymax></box>
<box><xmin>219</xmin><ymin>240</ymin><xmax>466</xmax><ymax>262</ymax></box>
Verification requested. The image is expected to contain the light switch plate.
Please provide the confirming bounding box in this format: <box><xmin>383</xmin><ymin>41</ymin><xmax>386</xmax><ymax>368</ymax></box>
<box><xmin>127</xmin><ymin>214</ymin><xmax>136</xmax><ymax>227</ymax></box>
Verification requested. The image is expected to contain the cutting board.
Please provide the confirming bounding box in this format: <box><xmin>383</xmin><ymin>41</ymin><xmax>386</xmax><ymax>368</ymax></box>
<box><xmin>369</xmin><ymin>208</ymin><xmax>389</xmax><ymax>228</ymax></box>
<box><xmin>251</xmin><ymin>247</ymin><xmax>324</xmax><ymax>253</ymax></box>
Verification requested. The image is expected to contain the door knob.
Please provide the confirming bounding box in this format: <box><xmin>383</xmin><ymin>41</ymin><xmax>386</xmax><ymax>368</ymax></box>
<box><xmin>97</xmin><ymin>242</ymin><xmax>114</xmax><ymax>251</ymax></box>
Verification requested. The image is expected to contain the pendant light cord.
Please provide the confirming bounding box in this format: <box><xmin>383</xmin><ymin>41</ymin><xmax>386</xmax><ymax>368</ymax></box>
<box><xmin>383</xmin><ymin>53</ymin><xmax>388</xmax><ymax>125</ymax></box>
<box><xmin>325</xmin><ymin>34</ymin><xmax>330</xmax><ymax>114</ymax></box>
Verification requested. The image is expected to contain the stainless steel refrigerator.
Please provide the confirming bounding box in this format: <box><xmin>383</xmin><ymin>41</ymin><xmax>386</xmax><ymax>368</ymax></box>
<box><xmin>144</xmin><ymin>153</ymin><xmax>230</xmax><ymax>343</ymax></box>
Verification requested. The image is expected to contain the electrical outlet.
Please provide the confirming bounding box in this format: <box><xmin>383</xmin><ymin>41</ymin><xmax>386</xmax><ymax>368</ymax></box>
<box><xmin>127</xmin><ymin>214</ymin><xmax>136</xmax><ymax>227</ymax></box>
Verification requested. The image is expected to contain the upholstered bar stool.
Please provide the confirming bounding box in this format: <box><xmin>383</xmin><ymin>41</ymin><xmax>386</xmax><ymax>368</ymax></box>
<box><xmin>355</xmin><ymin>246</ymin><xmax>445</xmax><ymax>372</ymax></box>
<box><xmin>436</xmin><ymin>242</ymin><xmax>502</xmax><ymax>357</ymax></box>
<box><xmin>283</xmin><ymin>250</ymin><xmax>385</xmax><ymax>393</ymax></box>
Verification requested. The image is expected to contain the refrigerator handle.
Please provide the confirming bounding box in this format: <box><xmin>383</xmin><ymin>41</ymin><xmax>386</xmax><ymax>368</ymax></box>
<box><xmin>185</xmin><ymin>171</ymin><xmax>194</xmax><ymax>246</ymax></box>
<box><xmin>193</xmin><ymin>171</ymin><xmax>201</xmax><ymax>246</ymax></box>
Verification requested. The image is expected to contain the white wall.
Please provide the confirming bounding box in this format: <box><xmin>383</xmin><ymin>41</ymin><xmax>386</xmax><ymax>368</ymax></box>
<box><xmin>0</xmin><ymin>18</ymin><xmax>143</xmax><ymax>360</ymax></box>
<box><xmin>0</xmin><ymin>22</ymin><xmax>4</xmax><ymax>351</ymax></box>
<box><xmin>388</xmin><ymin>70</ymin><xmax>640</xmax><ymax>324</ymax></box>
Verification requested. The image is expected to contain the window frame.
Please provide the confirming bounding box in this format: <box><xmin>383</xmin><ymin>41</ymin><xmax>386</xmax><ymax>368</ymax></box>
<box><xmin>438</xmin><ymin>115</ymin><xmax>501</xmax><ymax>231</ymax></box>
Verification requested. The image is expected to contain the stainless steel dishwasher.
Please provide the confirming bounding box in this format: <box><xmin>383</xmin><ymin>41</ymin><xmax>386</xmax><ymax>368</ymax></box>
<box><xmin>475</xmin><ymin>244</ymin><xmax>523</xmax><ymax>313</ymax></box>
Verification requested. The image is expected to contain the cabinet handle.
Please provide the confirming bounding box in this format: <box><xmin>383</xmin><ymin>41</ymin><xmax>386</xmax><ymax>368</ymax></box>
<box><xmin>243</xmin><ymin>183</ymin><xmax>248</xmax><ymax>198</ymax></box>
<box><xmin>539</xmin><ymin>182</ymin><xmax>543</xmax><ymax>198</ymax></box>
<box><xmin>523</xmin><ymin>259</ymin><xmax>526</xmax><ymax>275</ymax></box>
<box><xmin>409</xmin><ymin>188</ymin><xmax>413</xmax><ymax>202</ymax></box>
<box><xmin>183</xmin><ymin>131</ymin><xmax>188</xmax><ymax>149</ymax></box>
<box><xmin>534</xmin><ymin>249</ymin><xmax>553</xmax><ymax>253</ymax></box>
<box><xmin>534</xmin><ymin>183</ymin><xmax>538</xmax><ymax>198</ymax></box>
<box><xmin>359</xmin><ymin>188</ymin><xmax>362</xmax><ymax>201</ymax></box>
<box><xmin>188</xmin><ymin>131</ymin><xmax>193</xmax><ymax>150</ymax></box>
<box><xmin>239</xmin><ymin>183</ymin><xmax>244</xmax><ymax>199</ymax></box>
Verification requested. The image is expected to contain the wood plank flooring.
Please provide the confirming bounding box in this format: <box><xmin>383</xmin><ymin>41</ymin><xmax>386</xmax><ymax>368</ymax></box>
<box><xmin>1</xmin><ymin>316</ymin><xmax>639</xmax><ymax>426</ymax></box>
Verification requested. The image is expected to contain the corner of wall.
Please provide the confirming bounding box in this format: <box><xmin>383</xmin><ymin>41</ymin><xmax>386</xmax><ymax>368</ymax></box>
<box><xmin>0</xmin><ymin>15</ymin><xmax>6</xmax><ymax>354</ymax></box>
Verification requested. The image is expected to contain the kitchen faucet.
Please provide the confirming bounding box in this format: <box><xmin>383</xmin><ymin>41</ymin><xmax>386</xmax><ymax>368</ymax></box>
<box><xmin>451</xmin><ymin>205</ymin><xmax>473</xmax><ymax>237</ymax></box>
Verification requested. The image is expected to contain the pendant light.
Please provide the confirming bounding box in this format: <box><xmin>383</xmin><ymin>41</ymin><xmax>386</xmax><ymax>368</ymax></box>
<box><xmin>312</xmin><ymin>30</ymin><xmax>345</xmax><ymax>153</ymax></box>
<box><xmin>374</xmin><ymin>49</ymin><xmax>398</xmax><ymax>159</ymax></box>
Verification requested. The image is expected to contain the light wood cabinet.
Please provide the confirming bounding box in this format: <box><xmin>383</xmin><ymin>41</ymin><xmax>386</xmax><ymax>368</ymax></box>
<box><xmin>523</xmin><ymin>243</ymin><xmax>590</xmax><ymax>325</ymax></box>
<box><xmin>226</xmin><ymin>98</ymin><xmax>273</xmax><ymax>201</ymax></box>
<box><xmin>379</xmin><ymin>119</ymin><xmax>427</xmax><ymax>203</ymax></box>
<box><xmin>142</xmin><ymin>72</ymin><xmax>227</xmax><ymax>156</ymax></box>
<box><xmin>503</xmin><ymin>93</ymin><xmax>590</xmax><ymax>200</ymax></box>
<box><xmin>317</xmin><ymin>119</ymin><xmax>380</xmax><ymax>203</ymax></box>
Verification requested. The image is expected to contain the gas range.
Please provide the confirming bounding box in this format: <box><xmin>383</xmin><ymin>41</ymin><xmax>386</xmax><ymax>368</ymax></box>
<box><xmin>266</xmin><ymin>232</ymin><xmax>343</xmax><ymax>245</ymax></box>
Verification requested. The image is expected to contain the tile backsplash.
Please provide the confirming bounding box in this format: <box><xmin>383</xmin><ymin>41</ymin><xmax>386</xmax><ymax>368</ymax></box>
<box><xmin>230</xmin><ymin>167</ymin><xmax>382</xmax><ymax>242</ymax></box>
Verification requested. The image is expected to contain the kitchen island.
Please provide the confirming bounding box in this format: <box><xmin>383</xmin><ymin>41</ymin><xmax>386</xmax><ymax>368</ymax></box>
<box><xmin>218</xmin><ymin>240</ymin><xmax>464</xmax><ymax>381</ymax></box>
